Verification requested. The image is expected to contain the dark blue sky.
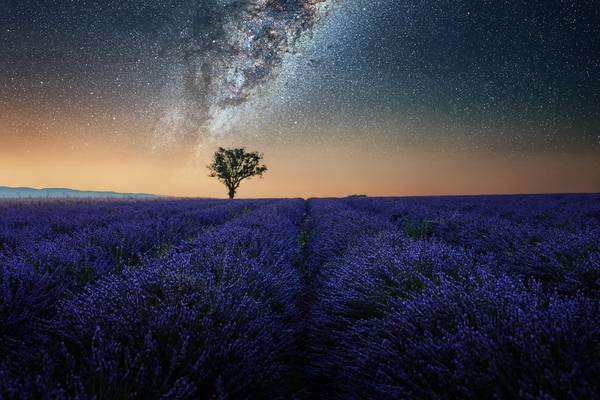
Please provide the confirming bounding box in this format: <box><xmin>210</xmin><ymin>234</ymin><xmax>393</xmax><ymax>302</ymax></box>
<box><xmin>1</xmin><ymin>1</ymin><xmax>599</xmax><ymax>196</ymax></box>
<box><xmin>2</xmin><ymin>0</ymin><xmax>599</xmax><ymax>150</ymax></box>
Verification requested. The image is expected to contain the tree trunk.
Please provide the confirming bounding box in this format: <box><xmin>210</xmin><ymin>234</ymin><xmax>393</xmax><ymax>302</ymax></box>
<box><xmin>228</xmin><ymin>187</ymin><xmax>236</xmax><ymax>199</ymax></box>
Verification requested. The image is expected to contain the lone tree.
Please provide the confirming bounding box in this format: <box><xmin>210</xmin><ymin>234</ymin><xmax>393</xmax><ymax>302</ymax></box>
<box><xmin>207</xmin><ymin>147</ymin><xmax>267</xmax><ymax>199</ymax></box>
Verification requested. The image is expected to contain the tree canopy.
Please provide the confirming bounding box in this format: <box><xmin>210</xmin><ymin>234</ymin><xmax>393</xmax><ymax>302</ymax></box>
<box><xmin>207</xmin><ymin>147</ymin><xmax>267</xmax><ymax>199</ymax></box>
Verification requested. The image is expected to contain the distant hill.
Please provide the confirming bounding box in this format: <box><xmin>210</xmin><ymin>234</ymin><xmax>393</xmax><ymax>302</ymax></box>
<box><xmin>0</xmin><ymin>186</ymin><xmax>160</xmax><ymax>199</ymax></box>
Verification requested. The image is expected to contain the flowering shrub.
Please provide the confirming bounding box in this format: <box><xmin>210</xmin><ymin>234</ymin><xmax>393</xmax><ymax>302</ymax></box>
<box><xmin>306</xmin><ymin>195</ymin><xmax>600</xmax><ymax>398</ymax></box>
<box><xmin>1</xmin><ymin>195</ymin><xmax>599</xmax><ymax>398</ymax></box>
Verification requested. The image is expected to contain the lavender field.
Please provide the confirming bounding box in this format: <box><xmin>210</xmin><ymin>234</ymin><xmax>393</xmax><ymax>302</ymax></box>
<box><xmin>1</xmin><ymin>195</ymin><xmax>599</xmax><ymax>399</ymax></box>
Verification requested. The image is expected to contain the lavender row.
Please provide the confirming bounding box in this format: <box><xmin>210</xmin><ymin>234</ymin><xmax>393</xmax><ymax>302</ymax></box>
<box><xmin>1</xmin><ymin>199</ymin><xmax>250</xmax><ymax>258</ymax></box>
<box><xmin>1</xmin><ymin>195</ymin><xmax>599</xmax><ymax>398</ymax></box>
<box><xmin>1</xmin><ymin>199</ymin><xmax>269</xmax><ymax>288</ymax></box>
<box><xmin>343</xmin><ymin>195</ymin><xmax>600</xmax><ymax>297</ymax></box>
<box><xmin>1</xmin><ymin>199</ymin><xmax>306</xmax><ymax>399</ymax></box>
<box><xmin>341</xmin><ymin>194</ymin><xmax>600</xmax><ymax>230</ymax></box>
<box><xmin>0</xmin><ymin>199</ymin><xmax>272</xmax><ymax>393</ymax></box>
<box><xmin>306</xmin><ymin>197</ymin><xmax>600</xmax><ymax>399</ymax></box>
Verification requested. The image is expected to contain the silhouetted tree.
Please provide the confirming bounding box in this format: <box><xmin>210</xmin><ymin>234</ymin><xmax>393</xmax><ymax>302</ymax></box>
<box><xmin>207</xmin><ymin>147</ymin><xmax>267</xmax><ymax>199</ymax></box>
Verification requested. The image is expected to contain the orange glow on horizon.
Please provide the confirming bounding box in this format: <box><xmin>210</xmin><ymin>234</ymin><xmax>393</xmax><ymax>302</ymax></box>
<box><xmin>1</xmin><ymin>123</ymin><xmax>599</xmax><ymax>198</ymax></box>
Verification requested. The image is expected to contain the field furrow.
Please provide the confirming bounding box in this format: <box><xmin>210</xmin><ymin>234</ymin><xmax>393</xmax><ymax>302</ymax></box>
<box><xmin>1</xmin><ymin>195</ymin><xmax>599</xmax><ymax>399</ymax></box>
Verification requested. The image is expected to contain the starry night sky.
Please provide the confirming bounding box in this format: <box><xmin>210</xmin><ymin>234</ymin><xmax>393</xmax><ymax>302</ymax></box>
<box><xmin>1</xmin><ymin>1</ymin><xmax>599</xmax><ymax>197</ymax></box>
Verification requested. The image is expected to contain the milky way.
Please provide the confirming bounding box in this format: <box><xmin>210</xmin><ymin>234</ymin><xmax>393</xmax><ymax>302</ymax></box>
<box><xmin>1</xmin><ymin>0</ymin><xmax>600</xmax><ymax>195</ymax></box>
<box><xmin>2</xmin><ymin>0</ymin><xmax>599</xmax><ymax>153</ymax></box>
<box><xmin>153</xmin><ymin>0</ymin><xmax>336</xmax><ymax>143</ymax></box>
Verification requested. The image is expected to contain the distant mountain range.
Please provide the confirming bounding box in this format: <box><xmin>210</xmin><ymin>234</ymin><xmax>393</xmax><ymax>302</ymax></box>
<box><xmin>0</xmin><ymin>186</ymin><xmax>160</xmax><ymax>199</ymax></box>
